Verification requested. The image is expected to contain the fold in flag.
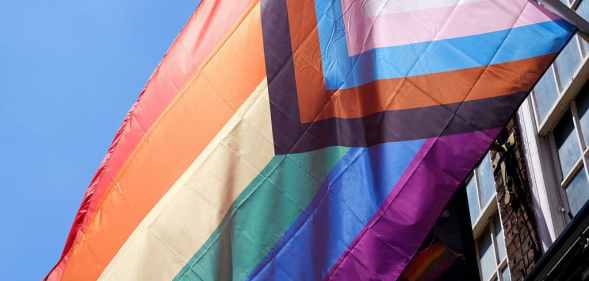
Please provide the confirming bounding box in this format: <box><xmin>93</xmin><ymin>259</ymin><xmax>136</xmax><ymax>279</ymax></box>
<box><xmin>47</xmin><ymin>0</ymin><xmax>574</xmax><ymax>280</ymax></box>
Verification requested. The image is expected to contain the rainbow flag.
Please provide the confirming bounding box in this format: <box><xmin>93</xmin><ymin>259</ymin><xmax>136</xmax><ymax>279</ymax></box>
<box><xmin>47</xmin><ymin>0</ymin><xmax>573</xmax><ymax>280</ymax></box>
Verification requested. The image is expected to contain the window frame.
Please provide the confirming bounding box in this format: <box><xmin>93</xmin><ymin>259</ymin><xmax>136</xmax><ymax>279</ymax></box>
<box><xmin>474</xmin><ymin>216</ymin><xmax>510</xmax><ymax>281</ymax></box>
<box><xmin>549</xmin><ymin>101</ymin><xmax>589</xmax><ymax>217</ymax></box>
<box><xmin>535</xmin><ymin>0</ymin><xmax>589</xmax><ymax>136</ymax></box>
<box><xmin>525</xmin><ymin>0</ymin><xmax>589</xmax><ymax>240</ymax></box>
<box><xmin>466</xmin><ymin>156</ymin><xmax>511</xmax><ymax>281</ymax></box>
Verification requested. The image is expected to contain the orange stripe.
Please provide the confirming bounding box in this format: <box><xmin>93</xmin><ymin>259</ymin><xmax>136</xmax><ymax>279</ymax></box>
<box><xmin>313</xmin><ymin>56</ymin><xmax>555</xmax><ymax>120</ymax></box>
<box><xmin>57</xmin><ymin>4</ymin><xmax>265</xmax><ymax>281</ymax></box>
<box><xmin>287</xmin><ymin>0</ymin><xmax>554</xmax><ymax>123</ymax></box>
<box><xmin>46</xmin><ymin>0</ymin><xmax>259</xmax><ymax>280</ymax></box>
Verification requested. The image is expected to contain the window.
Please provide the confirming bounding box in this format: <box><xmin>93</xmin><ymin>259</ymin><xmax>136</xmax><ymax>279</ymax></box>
<box><xmin>576</xmin><ymin>89</ymin><xmax>589</xmax><ymax>145</ymax></box>
<box><xmin>579</xmin><ymin>0</ymin><xmax>589</xmax><ymax>39</ymax></box>
<box><xmin>553</xmin><ymin>111</ymin><xmax>581</xmax><ymax>177</ymax></box>
<box><xmin>467</xmin><ymin>177</ymin><xmax>481</xmax><ymax>224</ymax></box>
<box><xmin>500</xmin><ymin>267</ymin><xmax>511</xmax><ymax>281</ymax></box>
<box><xmin>465</xmin><ymin>153</ymin><xmax>511</xmax><ymax>281</ymax></box>
<box><xmin>564</xmin><ymin>168</ymin><xmax>589</xmax><ymax>214</ymax></box>
<box><xmin>528</xmin><ymin>0</ymin><xmax>589</xmax><ymax>219</ymax></box>
<box><xmin>530</xmin><ymin>46</ymin><xmax>589</xmax><ymax>219</ymax></box>
<box><xmin>554</xmin><ymin>38</ymin><xmax>583</xmax><ymax>90</ymax></box>
<box><xmin>577</xmin><ymin>0</ymin><xmax>589</xmax><ymax>57</ymax></box>
<box><xmin>478</xmin><ymin>153</ymin><xmax>496</xmax><ymax>207</ymax></box>
<box><xmin>478</xmin><ymin>230</ymin><xmax>496</xmax><ymax>281</ymax></box>
<box><xmin>475</xmin><ymin>216</ymin><xmax>510</xmax><ymax>281</ymax></box>
<box><xmin>550</xmin><ymin>95</ymin><xmax>589</xmax><ymax>217</ymax></box>
<box><xmin>515</xmin><ymin>0</ymin><xmax>589</xmax><ymax>251</ymax></box>
<box><xmin>533</xmin><ymin>67</ymin><xmax>559</xmax><ymax>123</ymax></box>
<box><xmin>467</xmin><ymin>153</ymin><xmax>496</xmax><ymax>224</ymax></box>
<box><xmin>531</xmin><ymin>0</ymin><xmax>588</xmax><ymax>119</ymax></box>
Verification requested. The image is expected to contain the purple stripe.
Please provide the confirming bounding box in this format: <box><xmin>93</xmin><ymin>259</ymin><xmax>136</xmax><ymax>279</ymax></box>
<box><xmin>325</xmin><ymin>128</ymin><xmax>501</xmax><ymax>281</ymax></box>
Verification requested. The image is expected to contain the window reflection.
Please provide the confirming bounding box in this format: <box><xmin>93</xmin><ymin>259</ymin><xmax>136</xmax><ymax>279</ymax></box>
<box><xmin>475</xmin><ymin>215</ymin><xmax>510</xmax><ymax>281</ymax></box>
<box><xmin>464</xmin><ymin>154</ymin><xmax>510</xmax><ymax>281</ymax></box>
<box><xmin>501</xmin><ymin>267</ymin><xmax>511</xmax><ymax>281</ymax></box>
<box><xmin>577</xmin><ymin>2</ymin><xmax>589</xmax><ymax>55</ymax></box>
<box><xmin>554</xmin><ymin>112</ymin><xmax>581</xmax><ymax>177</ymax></box>
<box><xmin>533</xmin><ymin>69</ymin><xmax>559</xmax><ymax>123</ymax></box>
<box><xmin>494</xmin><ymin>217</ymin><xmax>507</xmax><ymax>262</ymax></box>
<box><xmin>576</xmin><ymin>91</ymin><xmax>589</xmax><ymax>145</ymax></box>
<box><xmin>579</xmin><ymin>0</ymin><xmax>589</xmax><ymax>25</ymax></box>
<box><xmin>565</xmin><ymin>170</ymin><xmax>589</xmax><ymax>215</ymax></box>
<box><xmin>477</xmin><ymin>153</ymin><xmax>496</xmax><ymax>208</ymax></box>
<box><xmin>554</xmin><ymin>39</ymin><xmax>582</xmax><ymax>90</ymax></box>
<box><xmin>478</xmin><ymin>232</ymin><xmax>496</xmax><ymax>281</ymax></box>
<box><xmin>467</xmin><ymin>177</ymin><xmax>480</xmax><ymax>224</ymax></box>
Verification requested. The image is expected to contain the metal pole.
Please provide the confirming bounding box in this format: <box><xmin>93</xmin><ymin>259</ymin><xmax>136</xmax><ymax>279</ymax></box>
<box><xmin>537</xmin><ymin>0</ymin><xmax>589</xmax><ymax>36</ymax></box>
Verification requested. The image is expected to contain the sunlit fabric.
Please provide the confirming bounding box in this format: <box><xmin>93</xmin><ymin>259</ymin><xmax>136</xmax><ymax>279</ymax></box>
<box><xmin>46</xmin><ymin>0</ymin><xmax>574</xmax><ymax>280</ymax></box>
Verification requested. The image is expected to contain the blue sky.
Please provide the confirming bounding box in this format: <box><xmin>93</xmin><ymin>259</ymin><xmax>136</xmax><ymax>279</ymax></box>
<box><xmin>0</xmin><ymin>1</ymin><xmax>199</xmax><ymax>279</ymax></box>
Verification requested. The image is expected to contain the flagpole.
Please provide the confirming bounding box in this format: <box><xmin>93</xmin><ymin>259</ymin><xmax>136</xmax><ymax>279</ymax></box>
<box><xmin>537</xmin><ymin>0</ymin><xmax>589</xmax><ymax>37</ymax></box>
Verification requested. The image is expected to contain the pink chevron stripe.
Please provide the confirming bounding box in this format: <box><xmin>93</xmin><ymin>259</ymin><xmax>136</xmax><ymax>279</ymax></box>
<box><xmin>359</xmin><ymin>0</ymin><xmax>485</xmax><ymax>17</ymax></box>
<box><xmin>342</xmin><ymin>0</ymin><xmax>559</xmax><ymax>56</ymax></box>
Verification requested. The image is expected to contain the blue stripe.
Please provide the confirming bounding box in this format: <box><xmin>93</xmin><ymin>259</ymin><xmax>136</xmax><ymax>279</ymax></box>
<box><xmin>314</xmin><ymin>0</ymin><xmax>573</xmax><ymax>90</ymax></box>
<box><xmin>246</xmin><ymin>139</ymin><xmax>426</xmax><ymax>281</ymax></box>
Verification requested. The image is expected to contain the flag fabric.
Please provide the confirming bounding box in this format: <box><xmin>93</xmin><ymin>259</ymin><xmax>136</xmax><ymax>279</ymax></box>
<box><xmin>401</xmin><ymin>242</ymin><xmax>460</xmax><ymax>281</ymax></box>
<box><xmin>47</xmin><ymin>0</ymin><xmax>573</xmax><ymax>280</ymax></box>
<box><xmin>399</xmin><ymin>189</ymin><xmax>480</xmax><ymax>281</ymax></box>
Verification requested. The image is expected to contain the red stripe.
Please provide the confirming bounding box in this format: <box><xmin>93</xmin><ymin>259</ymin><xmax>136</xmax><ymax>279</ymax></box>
<box><xmin>46</xmin><ymin>1</ymin><xmax>256</xmax><ymax>279</ymax></box>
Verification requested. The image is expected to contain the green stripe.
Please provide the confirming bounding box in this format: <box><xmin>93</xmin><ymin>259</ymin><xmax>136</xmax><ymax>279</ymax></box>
<box><xmin>174</xmin><ymin>146</ymin><xmax>349</xmax><ymax>281</ymax></box>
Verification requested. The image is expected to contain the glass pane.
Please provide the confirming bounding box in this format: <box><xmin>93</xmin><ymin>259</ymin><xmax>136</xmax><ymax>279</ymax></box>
<box><xmin>477</xmin><ymin>153</ymin><xmax>496</xmax><ymax>208</ymax></box>
<box><xmin>533</xmin><ymin>69</ymin><xmax>559</xmax><ymax>123</ymax></box>
<box><xmin>554</xmin><ymin>38</ymin><xmax>582</xmax><ymax>90</ymax></box>
<box><xmin>494</xmin><ymin>217</ymin><xmax>507</xmax><ymax>262</ymax></box>
<box><xmin>576</xmin><ymin>90</ymin><xmax>589</xmax><ymax>145</ymax></box>
<box><xmin>554</xmin><ymin>112</ymin><xmax>582</xmax><ymax>177</ymax></box>
<box><xmin>478</xmin><ymin>232</ymin><xmax>497</xmax><ymax>281</ymax></box>
<box><xmin>501</xmin><ymin>267</ymin><xmax>512</xmax><ymax>281</ymax></box>
<box><xmin>578</xmin><ymin>34</ymin><xmax>589</xmax><ymax>57</ymax></box>
<box><xmin>580</xmin><ymin>0</ymin><xmax>589</xmax><ymax>20</ymax></box>
<box><xmin>579</xmin><ymin>2</ymin><xmax>589</xmax><ymax>55</ymax></box>
<box><xmin>565</xmin><ymin>169</ymin><xmax>589</xmax><ymax>215</ymax></box>
<box><xmin>466</xmin><ymin>176</ymin><xmax>480</xmax><ymax>224</ymax></box>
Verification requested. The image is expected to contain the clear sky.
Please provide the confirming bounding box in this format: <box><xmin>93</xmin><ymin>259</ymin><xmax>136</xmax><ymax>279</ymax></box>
<box><xmin>0</xmin><ymin>1</ymin><xmax>199</xmax><ymax>280</ymax></box>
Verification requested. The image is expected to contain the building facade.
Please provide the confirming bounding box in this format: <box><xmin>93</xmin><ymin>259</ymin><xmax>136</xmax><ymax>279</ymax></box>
<box><xmin>466</xmin><ymin>1</ymin><xmax>589</xmax><ymax>280</ymax></box>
